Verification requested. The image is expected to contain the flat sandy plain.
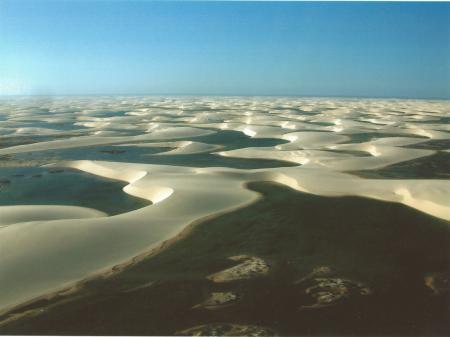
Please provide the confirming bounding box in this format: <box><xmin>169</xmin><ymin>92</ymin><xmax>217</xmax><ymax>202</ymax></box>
<box><xmin>0</xmin><ymin>96</ymin><xmax>449</xmax><ymax>335</ymax></box>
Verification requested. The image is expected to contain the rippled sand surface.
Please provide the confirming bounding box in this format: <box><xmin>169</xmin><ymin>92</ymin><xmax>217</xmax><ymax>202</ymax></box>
<box><xmin>0</xmin><ymin>96</ymin><xmax>449</xmax><ymax>313</ymax></box>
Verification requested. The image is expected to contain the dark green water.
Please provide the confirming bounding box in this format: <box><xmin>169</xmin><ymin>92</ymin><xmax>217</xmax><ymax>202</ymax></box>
<box><xmin>405</xmin><ymin>139</ymin><xmax>450</xmax><ymax>150</ymax></box>
<box><xmin>188</xmin><ymin>130</ymin><xmax>288</xmax><ymax>151</ymax></box>
<box><xmin>351</xmin><ymin>151</ymin><xmax>450</xmax><ymax>179</ymax></box>
<box><xmin>2</xmin><ymin>182</ymin><xmax>448</xmax><ymax>336</ymax></box>
<box><xmin>0</xmin><ymin>167</ymin><xmax>150</xmax><ymax>215</ymax></box>
<box><xmin>6</xmin><ymin>131</ymin><xmax>297</xmax><ymax>169</ymax></box>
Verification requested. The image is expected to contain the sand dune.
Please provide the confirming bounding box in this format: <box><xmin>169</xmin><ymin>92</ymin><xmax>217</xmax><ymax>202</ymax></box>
<box><xmin>0</xmin><ymin>96</ymin><xmax>449</xmax><ymax>313</ymax></box>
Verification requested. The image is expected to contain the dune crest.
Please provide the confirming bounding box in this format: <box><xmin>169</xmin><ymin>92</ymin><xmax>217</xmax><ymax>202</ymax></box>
<box><xmin>0</xmin><ymin>96</ymin><xmax>449</xmax><ymax>312</ymax></box>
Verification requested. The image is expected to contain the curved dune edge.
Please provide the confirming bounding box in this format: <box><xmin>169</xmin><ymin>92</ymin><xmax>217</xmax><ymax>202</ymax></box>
<box><xmin>0</xmin><ymin>205</ymin><xmax>107</xmax><ymax>227</ymax></box>
<box><xmin>0</xmin><ymin>97</ymin><xmax>449</xmax><ymax>315</ymax></box>
<box><xmin>0</xmin><ymin>185</ymin><xmax>264</xmax><ymax>324</ymax></box>
<box><xmin>1</xmin><ymin>159</ymin><xmax>449</xmax><ymax>314</ymax></box>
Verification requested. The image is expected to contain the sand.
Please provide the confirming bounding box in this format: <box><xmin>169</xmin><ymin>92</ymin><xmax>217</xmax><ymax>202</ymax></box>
<box><xmin>0</xmin><ymin>96</ymin><xmax>449</xmax><ymax>314</ymax></box>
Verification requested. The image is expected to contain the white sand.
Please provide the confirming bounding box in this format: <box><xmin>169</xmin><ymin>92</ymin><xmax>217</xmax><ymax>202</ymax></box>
<box><xmin>0</xmin><ymin>96</ymin><xmax>449</xmax><ymax>313</ymax></box>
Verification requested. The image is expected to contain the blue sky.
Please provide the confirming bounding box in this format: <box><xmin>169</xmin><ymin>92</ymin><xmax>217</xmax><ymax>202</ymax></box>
<box><xmin>0</xmin><ymin>1</ymin><xmax>449</xmax><ymax>98</ymax></box>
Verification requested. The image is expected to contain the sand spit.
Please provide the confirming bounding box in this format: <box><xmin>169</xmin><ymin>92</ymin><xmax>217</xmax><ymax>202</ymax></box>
<box><xmin>0</xmin><ymin>96</ymin><xmax>449</xmax><ymax>313</ymax></box>
<box><xmin>208</xmin><ymin>255</ymin><xmax>270</xmax><ymax>283</ymax></box>
<box><xmin>192</xmin><ymin>292</ymin><xmax>239</xmax><ymax>310</ymax></box>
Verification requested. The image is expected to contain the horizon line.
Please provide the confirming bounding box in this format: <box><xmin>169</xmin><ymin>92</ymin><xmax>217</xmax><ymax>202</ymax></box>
<box><xmin>0</xmin><ymin>93</ymin><xmax>449</xmax><ymax>101</ymax></box>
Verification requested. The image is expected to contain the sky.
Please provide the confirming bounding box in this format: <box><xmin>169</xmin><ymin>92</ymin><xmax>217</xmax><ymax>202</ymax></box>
<box><xmin>0</xmin><ymin>1</ymin><xmax>449</xmax><ymax>99</ymax></box>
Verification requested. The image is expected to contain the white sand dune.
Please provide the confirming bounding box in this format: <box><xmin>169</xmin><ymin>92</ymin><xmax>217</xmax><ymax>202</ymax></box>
<box><xmin>153</xmin><ymin>141</ymin><xmax>223</xmax><ymax>155</ymax></box>
<box><xmin>0</xmin><ymin>127</ymin><xmax>215</xmax><ymax>155</ymax></box>
<box><xmin>0</xmin><ymin>96</ymin><xmax>449</xmax><ymax>313</ymax></box>
<box><xmin>277</xmin><ymin>131</ymin><xmax>350</xmax><ymax>150</ymax></box>
<box><xmin>0</xmin><ymin>205</ymin><xmax>107</xmax><ymax>226</ymax></box>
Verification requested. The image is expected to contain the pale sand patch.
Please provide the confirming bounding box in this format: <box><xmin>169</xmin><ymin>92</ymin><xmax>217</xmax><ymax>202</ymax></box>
<box><xmin>177</xmin><ymin>323</ymin><xmax>277</xmax><ymax>336</ymax></box>
<box><xmin>207</xmin><ymin>255</ymin><xmax>270</xmax><ymax>283</ymax></box>
<box><xmin>192</xmin><ymin>292</ymin><xmax>239</xmax><ymax>310</ymax></box>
